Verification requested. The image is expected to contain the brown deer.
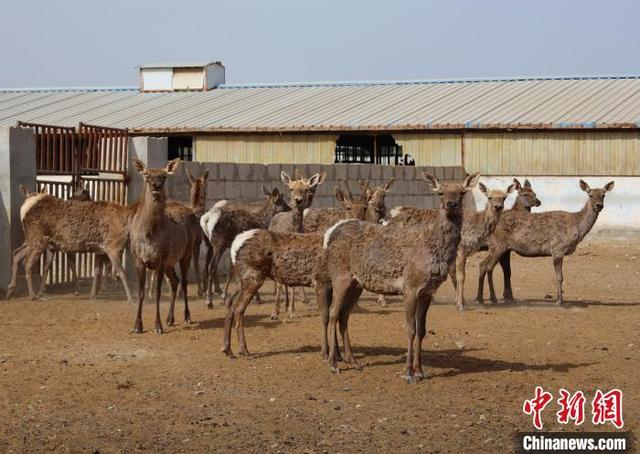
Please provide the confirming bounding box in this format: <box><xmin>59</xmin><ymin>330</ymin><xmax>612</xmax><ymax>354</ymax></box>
<box><xmin>268</xmin><ymin>179</ymin><xmax>381</xmax><ymax>319</ymax></box>
<box><xmin>486</xmin><ymin>178</ymin><xmax>542</xmax><ymax>303</ymax></box>
<box><xmin>129</xmin><ymin>158</ymin><xmax>196</xmax><ymax>333</ymax></box>
<box><xmin>8</xmin><ymin>182</ymin><xmax>135</xmax><ymax>303</ymax></box>
<box><xmin>476</xmin><ymin>179</ymin><xmax>614</xmax><ymax>307</ymax></box>
<box><xmin>200</xmin><ymin>185</ymin><xmax>292</xmax><ymax>308</ymax></box>
<box><xmin>221</xmin><ymin>170</ymin><xmax>326</xmax><ymax>356</ymax></box>
<box><xmin>322</xmin><ymin>172</ymin><xmax>480</xmax><ymax>382</ymax></box>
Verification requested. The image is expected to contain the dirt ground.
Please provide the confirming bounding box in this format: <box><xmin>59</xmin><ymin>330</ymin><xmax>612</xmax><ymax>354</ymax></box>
<box><xmin>0</xmin><ymin>238</ymin><xmax>638</xmax><ymax>453</ymax></box>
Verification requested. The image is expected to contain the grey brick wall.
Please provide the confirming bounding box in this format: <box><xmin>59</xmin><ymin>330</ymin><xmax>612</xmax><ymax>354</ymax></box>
<box><xmin>168</xmin><ymin>162</ymin><xmax>467</xmax><ymax>211</ymax></box>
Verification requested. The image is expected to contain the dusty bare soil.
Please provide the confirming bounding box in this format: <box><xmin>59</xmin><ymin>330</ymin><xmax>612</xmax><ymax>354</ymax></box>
<box><xmin>1</xmin><ymin>239</ymin><xmax>638</xmax><ymax>453</ymax></box>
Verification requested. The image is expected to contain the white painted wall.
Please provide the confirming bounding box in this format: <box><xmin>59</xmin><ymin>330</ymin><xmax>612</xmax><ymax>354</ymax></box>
<box><xmin>468</xmin><ymin>176</ymin><xmax>637</xmax><ymax>231</ymax></box>
<box><xmin>141</xmin><ymin>68</ymin><xmax>173</xmax><ymax>91</ymax></box>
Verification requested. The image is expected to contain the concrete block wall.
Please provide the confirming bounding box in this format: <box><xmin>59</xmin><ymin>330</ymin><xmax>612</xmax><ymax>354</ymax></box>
<box><xmin>168</xmin><ymin>162</ymin><xmax>467</xmax><ymax>212</ymax></box>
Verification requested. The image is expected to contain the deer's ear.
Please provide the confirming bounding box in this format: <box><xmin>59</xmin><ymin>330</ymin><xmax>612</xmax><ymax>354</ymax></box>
<box><xmin>384</xmin><ymin>177</ymin><xmax>395</xmax><ymax>192</ymax></box>
<box><xmin>261</xmin><ymin>185</ymin><xmax>270</xmax><ymax>197</ymax></box>
<box><xmin>603</xmin><ymin>181</ymin><xmax>615</xmax><ymax>193</ymax></box>
<box><xmin>271</xmin><ymin>187</ymin><xmax>281</xmax><ymax>198</ymax></box>
<box><xmin>202</xmin><ymin>170</ymin><xmax>209</xmax><ymax>181</ymax></box>
<box><xmin>165</xmin><ymin>158</ymin><xmax>181</xmax><ymax>175</ymax></box>
<box><xmin>19</xmin><ymin>184</ymin><xmax>30</xmax><ymax>197</ymax></box>
<box><xmin>131</xmin><ymin>157</ymin><xmax>147</xmax><ymax>174</ymax></box>
<box><xmin>523</xmin><ymin>179</ymin><xmax>532</xmax><ymax>190</ymax></box>
<box><xmin>281</xmin><ymin>171</ymin><xmax>292</xmax><ymax>186</ymax></box>
<box><xmin>506</xmin><ymin>183</ymin><xmax>516</xmax><ymax>194</ymax></box>
<box><xmin>334</xmin><ymin>187</ymin><xmax>348</xmax><ymax>205</ymax></box>
<box><xmin>477</xmin><ymin>182</ymin><xmax>488</xmax><ymax>194</ymax></box>
<box><xmin>422</xmin><ymin>173</ymin><xmax>441</xmax><ymax>192</ymax></box>
<box><xmin>464</xmin><ymin>171</ymin><xmax>481</xmax><ymax>189</ymax></box>
<box><xmin>309</xmin><ymin>172</ymin><xmax>325</xmax><ymax>189</ymax></box>
<box><xmin>579</xmin><ymin>179</ymin><xmax>591</xmax><ymax>193</ymax></box>
<box><xmin>512</xmin><ymin>178</ymin><xmax>522</xmax><ymax>190</ymax></box>
<box><xmin>185</xmin><ymin>168</ymin><xmax>194</xmax><ymax>183</ymax></box>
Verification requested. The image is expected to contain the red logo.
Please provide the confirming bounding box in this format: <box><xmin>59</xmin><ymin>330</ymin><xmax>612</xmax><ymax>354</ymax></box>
<box><xmin>592</xmin><ymin>389</ymin><xmax>624</xmax><ymax>429</ymax></box>
<box><xmin>523</xmin><ymin>386</ymin><xmax>554</xmax><ymax>430</ymax></box>
<box><xmin>556</xmin><ymin>389</ymin><xmax>586</xmax><ymax>425</ymax></box>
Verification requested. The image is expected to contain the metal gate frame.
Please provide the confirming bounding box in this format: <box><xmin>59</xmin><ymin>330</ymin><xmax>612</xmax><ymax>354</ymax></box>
<box><xmin>18</xmin><ymin>121</ymin><xmax>129</xmax><ymax>286</ymax></box>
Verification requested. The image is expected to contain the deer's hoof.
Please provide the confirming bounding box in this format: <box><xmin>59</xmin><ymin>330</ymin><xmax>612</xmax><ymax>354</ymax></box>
<box><xmin>238</xmin><ymin>348</ymin><xmax>252</xmax><ymax>357</ymax></box>
<box><xmin>130</xmin><ymin>327</ymin><xmax>143</xmax><ymax>334</ymax></box>
<box><xmin>270</xmin><ymin>313</ymin><xmax>278</xmax><ymax>321</ymax></box>
<box><xmin>288</xmin><ymin>311</ymin><xmax>297</xmax><ymax>319</ymax></box>
<box><xmin>165</xmin><ymin>319</ymin><xmax>175</xmax><ymax>327</ymax></box>
<box><xmin>413</xmin><ymin>370</ymin><xmax>425</xmax><ymax>380</ymax></box>
<box><xmin>221</xmin><ymin>347</ymin><xmax>234</xmax><ymax>357</ymax></box>
<box><xmin>456</xmin><ymin>303</ymin><xmax>465</xmax><ymax>312</ymax></box>
<box><xmin>405</xmin><ymin>375</ymin><xmax>415</xmax><ymax>384</ymax></box>
<box><xmin>184</xmin><ymin>318</ymin><xmax>192</xmax><ymax>325</ymax></box>
<box><xmin>330</xmin><ymin>366</ymin><xmax>340</xmax><ymax>374</ymax></box>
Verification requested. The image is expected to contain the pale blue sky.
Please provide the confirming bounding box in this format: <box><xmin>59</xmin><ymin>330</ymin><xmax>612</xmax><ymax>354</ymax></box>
<box><xmin>1</xmin><ymin>0</ymin><xmax>639</xmax><ymax>88</ymax></box>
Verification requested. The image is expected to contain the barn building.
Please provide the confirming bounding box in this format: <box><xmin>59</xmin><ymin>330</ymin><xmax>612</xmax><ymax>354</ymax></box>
<box><xmin>1</xmin><ymin>62</ymin><xmax>639</xmax><ymax>230</ymax></box>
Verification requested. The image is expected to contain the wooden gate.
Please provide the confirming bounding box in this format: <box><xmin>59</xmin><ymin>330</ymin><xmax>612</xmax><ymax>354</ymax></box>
<box><xmin>18</xmin><ymin>121</ymin><xmax>129</xmax><ymax>286</ymax></box>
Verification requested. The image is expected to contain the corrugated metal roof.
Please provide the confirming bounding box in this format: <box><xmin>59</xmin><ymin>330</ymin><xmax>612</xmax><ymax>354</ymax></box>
<box><xmin>1</xmin><ymin>75</ymin><xmax>639</xmax><ymax>132</ymax></box>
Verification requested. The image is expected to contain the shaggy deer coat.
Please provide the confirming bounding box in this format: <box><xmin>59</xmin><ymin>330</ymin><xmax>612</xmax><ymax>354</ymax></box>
<box><xmin>322</xmin><ymin>172</ymin><xmax>479</xmax><ymax>382</ymax></box>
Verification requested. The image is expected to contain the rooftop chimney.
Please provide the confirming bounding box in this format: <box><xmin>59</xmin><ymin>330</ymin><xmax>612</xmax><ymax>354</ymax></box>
<box><xmin>139</xmin><ymin>61</ymin><xmax>225</xmax><ymax>92</ymax></box>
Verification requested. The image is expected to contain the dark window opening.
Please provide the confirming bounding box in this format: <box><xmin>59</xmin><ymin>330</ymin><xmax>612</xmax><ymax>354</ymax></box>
<box><xmin>168</xmin><ymin>136</ymin><xmax>193</xmax><ymax>161</ymax></box>
<box><xmin>334</xmin><ymin>134</ymin><xmax>403</xmax><ymax>165</ymax></box>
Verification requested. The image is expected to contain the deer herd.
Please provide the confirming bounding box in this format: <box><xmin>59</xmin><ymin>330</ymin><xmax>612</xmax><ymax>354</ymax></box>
<box><xmin>7</xmin><ymin>158</ymin><xmax>615</xmax><ymax>383</ymax></box>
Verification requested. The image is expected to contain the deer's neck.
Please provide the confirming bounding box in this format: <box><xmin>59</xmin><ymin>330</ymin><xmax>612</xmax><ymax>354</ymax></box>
<box><xmin>257</xmin><ymin>201</ymin><xmax>276</xmax><ymax>227</ymax></box>
<box><xmin>512</xmin><ymin>197</ymin><xmax>531</xmax><ymax>212</ymax></box>
<box><xmin>291</xmin><ymin>208</ymin><xmax>304</xmax><ymax>233</ymax></box>
<box><xmin>190</xmin><ymin>187</ymin><xmax>205</xmax><ymax>217</ymax></box>
<box><xmin>576</xmin><ymin>198</ymin><xmax>599</xmax><ymax>240</ymax></box>
<box><xmin>480</xmin><ymin>205</ymin><xmax>501</xmax><ymax>237</ymax></box>
<box><xmin>137</xmin><ymin>189</ymin><xmax>166</xmax><ymax>232</ymax></box>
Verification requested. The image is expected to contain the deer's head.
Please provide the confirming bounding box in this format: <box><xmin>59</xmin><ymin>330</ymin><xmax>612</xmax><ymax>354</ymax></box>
<box><xmin>513</xmin><ymin>178</ymin><xmax>542</xmax><ymax>210</ymax></box>
<box><xmin>334</xmin><ymin>180</ymin><xmax>369</xmax><ymax>220</ymax></box>
<box><xmin>133</xmin><ymin>157</ymin><xmax>180</xmax><ymax>199</ymax></box>
<box><xmin>262</xmin><ymin>185</ymin><xmax>291</xmax><ymax>214</ymax></box>
<box><xmin>478</xmin><ymin>181</ymin><xmax>515</xmax><ymax>213</ymax></box>
<box><xmin>580</xmin><ymin>180</ymin><xmax>615</xmax><ymax>212</ymax></box>
<box><xmin>186</xmin><ymin>169</ymin><xmax>209</xmax><ymax>206</ymax></box>
<box><xmin>71</xmin><ymin>181</ymin><xmax>92</xmax><ymax>201</ymax></box>
<box><xmin>365</xmin><ymin>177</ymin><xmax>394</xmax><ymax>223</ymax></box>
<box><xmin>281</xmin><ymin>170</ymin><xmax>326</xmax><ymax>210</ymax></box>
<box><xmin>423</xmin><ymin>172</ymin><xmax>480</xmax><ymax>215</ymax></box>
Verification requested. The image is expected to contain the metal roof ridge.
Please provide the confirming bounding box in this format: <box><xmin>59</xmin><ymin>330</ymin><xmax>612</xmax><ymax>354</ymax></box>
<box><xmin>0</xmin><ymin>86</ymin><xmax>138</xmax><ymax>93</ymax></box>
<box><xmin>218</xmin><ymin>74</ymin><xmax>640</xmax><ymax>89</ymax></box>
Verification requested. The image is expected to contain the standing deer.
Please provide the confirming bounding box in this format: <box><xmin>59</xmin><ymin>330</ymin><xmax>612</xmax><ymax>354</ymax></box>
<box><xmin>477</xmin><ymin>180</ymin><xmax>614</xmax><ymax>307</ymax></box>
<box><xmin>129</xmin><ymin>158</ymin><xmax>195</xmax><ymax>334</ymax></box>
<box><xmin>222</xmin><ymin>170</ymin><xmax>326</xmax><ymax>356</ymax></box>
<box><xmin>322</xmin><ymin>172</ymin><xmax>480</xmax><ymax>382</ymax></box>
<box><xmin>200</xmin><ymin>185</ymin><xmax>291</xmax><ymax>307</ymax></box>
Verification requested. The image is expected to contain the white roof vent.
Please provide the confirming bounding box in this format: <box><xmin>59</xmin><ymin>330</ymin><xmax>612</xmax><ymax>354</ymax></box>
<box><xmin>139</xmin><ymin>61</ymin><xmax>225</xmax><ymax>92</ymax></box>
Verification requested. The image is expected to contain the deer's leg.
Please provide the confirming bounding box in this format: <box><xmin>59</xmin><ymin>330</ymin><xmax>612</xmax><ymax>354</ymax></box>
<box><xmin>271</xmin><ymin>283</ymin><xmax>282</xmax><ymax>320</ymax></box>
<box><xmin>107</xmin><ymin>249</ymin><xmax>134</xmax><ymax>305</ymax></box>
<box><xmin>206</xmin><ymin>245</ymin><xmax>224</xmax><ymax>308</ymax></box>
<box><xmin>288</xmin><ymin>286</ymin><xmax>297</xmax><ymax>319</ymax></box>
<box><xmin>327</xmin><ymin>276</ymin><xmax>352</xmax><ymax>374</ymax></box>
<box><xmin>222</xmin><ymin>290</ymin><xmax>239</xmax><ymax>356</ymax></box>
<box><xmin>65</xmin><ymin>253</ymin><xmax>80</xmax><ymax>296</ymax></box>
<box><xmin>24</xmin><ymin>241</ymin><xmax>47</xmax><ymax>300</ymax></box>
<box><xmin>378</xmin><ymin>295</ymin><xmax>388</xmax><ymax>307</ymax></box>
<box><xmin>147</xmin><ymin>270</ymin><xmax>155</xmax><ymax>299</ymax></box>
<box><xmin>39</xmin><ymin>247</ymin><xmax>56</xmax><ymax>297</ymax></box>
<box><xmin>7</xmin><ymin>243</ymin><xmax>29</xmax><ymax>299</ymax></box>
<box><xmin>179</xmin><ymin>255</ymin><xmax>191</xmax><ymax>324</ymax></box>
<box><xmin>500</xmin><ymin>251</ymin><xmax>514</xmax><ymax>302</ymax></box>
<box><xmin>90</xmin><ymin>255</ymin><xmax>103</xmax><ymax>300</ymax></box>
<box><xmin>234</xmin><ymin>276</ymin><xmax>265</xmax><ymax>357</ymax></box>
<box><xmin>413</xmin><ymin>293</ymin><xmax>432</xmax><ymax>380</ymax></box>
<box><xmin>153</xmin><ymin>268</ymin><xmax>164</xmax><ymax>334</ymax></box>
<box><xmin>477</xmin><ymin>248</ymin><xmax>503</xmax><ymax>305</ymax></box>
<box><xmin>132</xmin><ymin>263</ymin><xmax>146</xmax><ymax>334</ymax></box>
<box><xmin>553</xmin><ymin>256</ymin><xmax>564</xmax><ymax>307</ymax></box>
<box><xmin>454</xmin><ymin>251</ymin><xmax>467</xmax><ymax>311</ymax></box>
<box><xmin>164</xmin><ymin>267</ymin><xmax>179</xmax><ymax>326</ymax></box>
<box><xmin>315</xmin><ymin>282</ymin><xmax>332</xmax><ymax>359</ymax></box>
<box><xmin>201</xmin><ymin>239</ymin><xmax>212</xmax><ymax>299</ymax></box>
<box><xmin>222</xmin><ymin>260</ymin><xmax>233</xmax><ymax>301</ymax></box>
<box><xmin>192</xmin><ymin>236</ymin><xmax>203</xmax><ymax>297</ymax></box>
<box><xmin>339</xmin><ymin>284</ymin><xmax>363</xmax><ymax>370</ymax></box>
<box><xmin>403</xmin><ymin>290</ymin><xmax>419</xmax><ymax>384</ymax></box>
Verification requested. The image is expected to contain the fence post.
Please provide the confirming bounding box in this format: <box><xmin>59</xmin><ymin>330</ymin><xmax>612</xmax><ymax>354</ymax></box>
<box><xmin>0</xmin><ymin>127</ymin><xmax>37</xmax><ymax>293</ymax></box>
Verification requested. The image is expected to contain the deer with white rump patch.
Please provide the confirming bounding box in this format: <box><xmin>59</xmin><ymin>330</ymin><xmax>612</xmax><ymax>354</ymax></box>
<box><xmin>477</xmin><ymin>179</ymin><xmax>614</xmax><ymax>307</ymax></box>
<box><xmin>222</xmin><ymin>170</ymin><xmax>326</xmax><ymax>356</ymax></box>
<box><xmin>322</xmin><ymin>172</ymin><xmax>480</xmax><ymax>382</ymax></box>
